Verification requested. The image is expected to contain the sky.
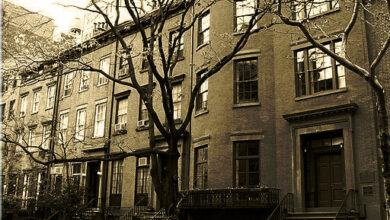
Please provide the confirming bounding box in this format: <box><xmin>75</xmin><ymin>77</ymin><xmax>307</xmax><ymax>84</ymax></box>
<box><xmin>8</xmin><ymin>0</ymin><xmax>88</xmax><ymax>35</ymax></box>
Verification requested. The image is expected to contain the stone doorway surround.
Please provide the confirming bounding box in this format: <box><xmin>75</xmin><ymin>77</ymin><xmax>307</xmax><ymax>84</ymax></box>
<box><xmin>283</xmin><ymin>103</ymin><xmax>358</xmax><ymax>211</ymax></box>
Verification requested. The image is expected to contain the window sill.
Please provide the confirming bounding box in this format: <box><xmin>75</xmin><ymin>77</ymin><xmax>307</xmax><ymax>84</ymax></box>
<box><xmin>97</xmin><ymin>83</ymin><xmax>108</xmax><ymax>87</ymax></box>
<box><xmin>233</xmin><ymin>31</ymin><xmax>245</xmax><ymax>36</ymax></box>
<box><xmin>295</xmin><ymin>88</ymin><xmax>347</xmax><ymax>101</ymax></box>
<box><xmin>113</xmin><ymin>130</ymin><xmax>127</xmax><ymax>136</ymax></box>
<box><xmin>136</xmin><ymin>126</ymin><xmax>149</xmax><ymax>132</ymax></box>
<box><xmin>31</xmin><ymin>111</ymin><xmax>38</xmax><ymax>115</ymax></box>
<box><xmin>195</xmin><ymin>109</ymin><xmax>209</xmax><ymax>118</ymax></box>
<box><xmin>196</xmin><ymin>42</ymin><xmax>209</xmax><ymax>51</ymax></box>
<box><xmin>92</xmin><ymin>135</ymin><xmax>104</xmax><ymax>139</ymax></box>
<box><xmin>233</xmin><ymin>102</ymin><xmax>261</xmax><ymax>109</ymax></box>
<box><xmin>174</xmin><ymin>119</ymin><xmax>182</xmax><ymax>124</ymax></box>
<box><xmin>118</xmin><ymin>74</ymin><xmax>130</xmax><ymax>79</ymax></box>
<box><xmin>79</xmin><ymin>88</ymin><xmax>88</xmax><ymax>93</ymax></box>
<box><xmin>140</xmin><ymin>68</ymin><xmax>149</xmax><ymax>74</ymax></box>
<box><xmin>45</xmin><ymin>107</ymin><xmax>53</xmax><ymax>111</ymax></box>
<box><xmin>62</xmin><ymin>95</ymin><xmax>71</xmax><ymax>99</ymax></box>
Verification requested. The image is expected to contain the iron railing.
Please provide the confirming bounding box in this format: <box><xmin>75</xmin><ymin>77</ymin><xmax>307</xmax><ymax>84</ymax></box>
<box><xmin>119</xmin><ymin>206</ymin><xmax>148</xmax><ymax>220</ymax></box>
<box><xmin>180</xmin><ymin>188</ymin><xmax>280</xmax><ymax>209</ymax></box>
<box><xmin>334</xmin><ymin>189</ymin><xmax>359</xmax><ymax>220</ymax></box>
<box><xmin>266</xmin><ymin>193</ymin><xmax>294</xmax><ymax>220</ymax></box>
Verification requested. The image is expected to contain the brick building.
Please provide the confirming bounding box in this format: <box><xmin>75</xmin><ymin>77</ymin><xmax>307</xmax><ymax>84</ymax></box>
<box><xmin>1</xmin><ymin>1</ymin><xmax>389</xmax><ymax>219</ymax></box>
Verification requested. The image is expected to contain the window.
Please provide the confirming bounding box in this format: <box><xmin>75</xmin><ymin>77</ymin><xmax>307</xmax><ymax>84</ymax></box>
<box><xmin>110</xmin><ymin>160</ymin><xmax>123</xmax><ymax>207</ymax></box>
<box><xmin>119</xmin><ymin>51</ymin><xmax>129</xmax><ymax>77</ymax></box>
<box><xmin>141</xmin><ymin>39</ymin><xmax>157</xmax><ymax>71</ymax></box>
<box><xmin>94</xmin><ymin>102</ymin><xmax>106</xmax><ymax>137</ymax></box>
<box><xmin>20</xmin><ymin>95</ymin><xmax>28</xmax><ymax>117</ymax></box>
<box><xmin>59</xmin><ymin>112</ymin><xmax>68</xmax><ymax>144</ymax></box>
<box><xmin>135</xmin><ymin>157</ymin><xmax>150</xmax><ymax>206</ymax></box>
<box><xmin>196</xmin><ymin>72</ymin><xmax>208</xmax><ymax>111</ymax></box>
<box><xmin>234</xmin><ymin>0</ymin><xmax>257</xmax><ymax>32</ymax></box>
<box><xmin>75</xmin><ymin>108</ymin><xmax>87</xmax><ymax>141</ymax></box>
<box><xmin>116</xmin><ymin>98</ymin><xmax>128</xmax><ymax>125</ymax></box>
<box><xmin>294</xmin><ymin>0</ymin><xmax>339</xmax><ymax>20</ymax></box>
<box><xmin>138</xmin><ymin>99</ymin><xmax>149</xmax><ymax>126</ymax></box>
<box><xmin>198</xmin><ymin>10</ymin><xmax>210</xmax><ymax>46</ymax></box>
<box><xmin>28</xmin><ymin>127</ymin><xmax>37</xmax><ymax>147</ymax></box>
<box><xmin>46</xmin><ymin>85</ymin><xmax>55</xmax><ymax>109</ymax></box>
<box><xmin>63</xmin><ymin>73</ymin><xmax>73</xmax><ymax>97</ymax></box>
<box><xmin>234</xmin><ymin>58</ymin><xmax>258</xmax><ymax>104</ymax></box>
<box><xmin>79</xmin><ymin>70</ymin><xmax>90</xmax><ymax>91</ymax></box>
<box><xmin>98</xmin><ymin>56</ymin><xmax>110</xmax><ymax>85</ymax></box>
<box><xmin>234</xmin><ymin>141</ymin><xmax>260</xmax><ymax>187</ymax></box>
<box><xmin>42</xmin><ymin>124</ymin><xmax>51</xmax><ymax>150</ymax></box>
<box><xmin>295</xmin><ymin>41</ymin><xmax>345</xmax><ymax>97</ymax></box>
<box><xmin>9</xmin><ymin>100</ymin><xmax>15</xmax><ymax>118</ymax></box>
<box><xmin>194</xmin><ymin>146</ymin><xmax>208</xmax><ymax>189</ymax></box>
<box><xmin>172</xmin><ymin>84</ymin><xmax>182</xmax><ymax>120</ymax></box>
<box><xmin>32</xmin><ymin>91</ymin><xmax>40</xmax><ymax>113</ymax></box>
<box><xmin>169</xmin><ymin>31</ymin><xmax>184</xmax><ymax>59</ymax></box>
<box><xmin>72</xmin><ymin>164</ymin><xmax>81</xmax><ymax>186</ymax></box>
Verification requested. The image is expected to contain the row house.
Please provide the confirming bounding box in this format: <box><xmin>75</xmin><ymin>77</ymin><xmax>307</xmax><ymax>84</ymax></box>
<box><xmin>1</xmin><ymin>0</ymin><xmax>388</xmax><ymax>219</ymax></box>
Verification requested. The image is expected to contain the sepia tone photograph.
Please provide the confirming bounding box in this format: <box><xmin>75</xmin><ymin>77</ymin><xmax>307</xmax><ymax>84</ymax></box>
<box><xmin>1</xmin><ymin>0</ymin><xmax>390</xmax><ymax>219</ymax></box>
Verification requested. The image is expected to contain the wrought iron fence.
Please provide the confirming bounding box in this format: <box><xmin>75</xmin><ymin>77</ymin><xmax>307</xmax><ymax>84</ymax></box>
<box><xmin>180</xmin><ymin>188</ymin><xmax>280</xmax><ymax>209</ymax></box>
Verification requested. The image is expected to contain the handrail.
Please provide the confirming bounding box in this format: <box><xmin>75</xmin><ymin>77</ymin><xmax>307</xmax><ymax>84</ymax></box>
<box><xmin>334</xmin><ymin>189</ymin><xmax>358</xmax><ymax>220</ymax></box>
<box><xmin>266</xmin><ymin>193</ymin><xmax>294</xmax><ymax>220</ymax></box>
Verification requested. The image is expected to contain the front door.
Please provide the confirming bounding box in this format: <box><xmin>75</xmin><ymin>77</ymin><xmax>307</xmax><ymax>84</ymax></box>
<box><xmin>316</xmin><ymin>152</ymin><xmax>345</xmax><ymax>207</ymax></box>
<box><xmin>303</xmin><ymin>130</ymin><xmax>346</xmax><ymax>208</ymax></box>
<box><xmin>86</xmin><ymin>162</ymin><xmax>100</xmax><ymax>207</ymax></box>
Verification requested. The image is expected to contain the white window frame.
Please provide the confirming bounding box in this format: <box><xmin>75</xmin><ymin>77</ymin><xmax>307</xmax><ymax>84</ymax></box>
<box><xmin>46</xmin><ymin>85</ymin><xmax>55</xmax><ymax>109</ymax></box>
<box><xmin>63</xmin><ymin>73</ymin><xmax>73</xmax><ymax>97</ymax></box>
<box><xmin>172</xmin><ymin>83</ymin><xmax>182</xmax><ymax>120</ymax></box>
<box><xmin>75</xmin><ymin>107</ymin><xmax>87</xmax><ymax>141</ymax></box>
<box><xmin>234</xmin><ymin>0</ymin><xmax>257</xmax><ymax>32</ymax></box>
<box><xmin>20</xmin><ymin>95</ymin><xmax>27</xmax><ymax>117</ymax></box>
<box><xmin>42</xmin><ymin>124</ymin><xmax>51</xmax><ymax>150</ymax></box>
<box><xmin>59</xmin><ymin>111</ymin><xmax>69</xmax><ymax>144</ymax></box>
<box><xmin>98</xmin><ymin>56</ymin><xmax>110</xmax><ymax>86</ymax></box>
<box><xmin>93</xmin><ymin>101</ymin><xmax>107</xmax><ymax>138</ymax></box>
<box><xmin>32</xmin><ymin>91</ymin><xmax>40</xmax><ymax>113</ymax></box>
<box><xmin>79</xmin><ymin>70</ymin><xmax>90</xmax><ymax>92</ymax></box>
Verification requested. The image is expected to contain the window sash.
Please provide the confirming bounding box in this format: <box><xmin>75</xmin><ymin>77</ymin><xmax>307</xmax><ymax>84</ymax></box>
<box><xmin>79</xmin><ymin>70</ymin><xmax>90</xmax><ymax>91</ymax></box>
<box><xmin>116</xmin><ymin>99</ymin><xmax>128</xmax><ymax>124</ymax></box>
<box><xmin>20</xmin><ymin>96</ymin><xmax>27</xmax><ymax>116</ymax></box>
<box><xmin>234</xmin><ymin>0</ymin><xmax>257</xmax><ymax>32</ymax></box>
<box><xmin>98</xmin><ymin>57</ymin><xmax>110</xmax><ymax>85</ymax></box>
<box><xmin>234</xmin><ymin>58</ymin><xmax>258</xmax><ymax>103</ymax></box>
<box><xmin>294</xmin><ymin>41</ymin><xmax>345</xmax><ymax>97</ymax></box>
<box><xmin>170</xmin><ymin>31</ymin><xmax>184</xmax><ymax>58</ymax></box>
<box><xmin>76</xmin><ymin>109</ymin><xmax>86</xmax><ymax>141</ymax></box>
<box><xmin>294</xmin><ymin>0</ymin><xmax>339</xmax><ymax>20</ymax></box>
<box><xmin>235</xmin><ymin>141</ymin><xmax>260</xmax><ymax>187</ymax></box>
<box><xmin>47</xmin><ymin>86</ymin><xmax>55</xmax><ymax>109</ymax></box>
<box><xmin>42</xmin><ymin>124</ymin><xmax>51</xmax><ymax>149</ymax></box>
<box><xmin>139</xmin><ymin>100</ymin><xmax>149</xmax><ymax>121</ymax></box>
<box><xmin>94</xmin><ymin>103</ymin><xmax>106</xmax><ymax>137</ymax></box>
<box><xmin>111</xmin><ymin>160</ymin><xmax>123</xmax><ymax>195</ymax></box>
<box><xmin>198</xmin><ymin>12</ymin><xmax>210</xmax><ymax>45</ymax></box>
<box><xmin>32</xmin><ymin>92</ymin><xmax>40</xmax><ymax>113</ymax></box>
<box><xmin>194</xmin><ymin>146</ymin><xmax>208</xmax><ymax>189</ymax></box>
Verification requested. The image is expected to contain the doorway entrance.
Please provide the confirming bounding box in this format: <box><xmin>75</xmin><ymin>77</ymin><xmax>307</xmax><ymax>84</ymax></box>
<box><xmin>302</xmin><ymin>130</ymin><xmax>346</xmax><ymax>208</ymax></box>
<box><xmin>86</xmin><ymin>162</ymin><xmax>101</xmax><ymax>207</ymax></box>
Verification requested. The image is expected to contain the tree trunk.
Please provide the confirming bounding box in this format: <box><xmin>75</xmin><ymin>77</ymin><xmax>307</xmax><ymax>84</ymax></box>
<box><xmin>150</xmin><ymin>137</ymin><xmax>180</xmax><ymax>217</ymax></box>
<box><xmin>376</xmin><ymin>88</ymin><xmax>390</xmax><ymax>217</ymax></box>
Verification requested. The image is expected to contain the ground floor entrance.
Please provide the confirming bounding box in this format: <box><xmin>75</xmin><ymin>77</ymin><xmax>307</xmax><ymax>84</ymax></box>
<box><xmin>302</xmin><ymin>130</ymin><xmax>346</xmax><ymax>208</ymax></box>
<box><xmin>86</xmin><ymin>161</ymin><xmax>101</xmax><ymax>207</ymax></box>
